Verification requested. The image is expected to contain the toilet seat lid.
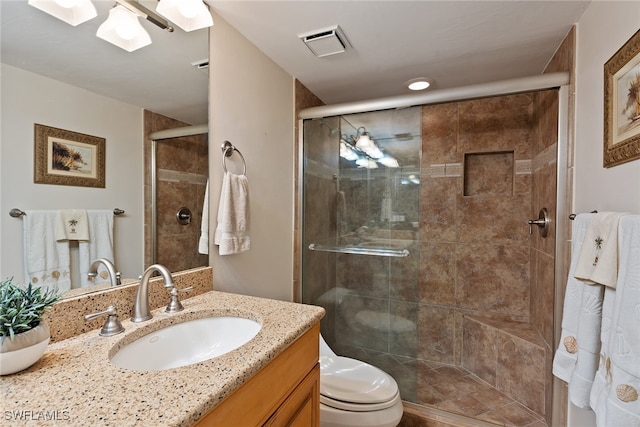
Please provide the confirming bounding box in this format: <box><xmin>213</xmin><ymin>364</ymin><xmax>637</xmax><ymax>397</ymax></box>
<box><xmin>319</xmin><ymin>355</ymin><xmax>398</xmax><ymax>404</ymax></box>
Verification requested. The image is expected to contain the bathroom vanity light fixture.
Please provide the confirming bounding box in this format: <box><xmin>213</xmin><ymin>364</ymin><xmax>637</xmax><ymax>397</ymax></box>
<box><xmin>340</xmin><ymin>128</ymin><xmax>399</xmax><ymax>169</ymax></box>
<box><xmin>378</xmin><ymin>156</ymin><xmax>400</xmax><ymax>168</ymax></box>
<box><xmin>96</xmin><ymin>3</ymin><xmax>155</xmax><ymax>52</ymax></box>
<box><xmin>355</xmin><ymin>127</ymin><xmax>384</xmax><ymax>159</ymax></box>
<box><xmin>156</xmin><ymin>0</ymin><xmax>213</xmax><ymax>32</ymax></box>
<box><xmin>30</xmin><ymin>0</ymin><xmax>213</xmax><ymax>53</ymax></box>
<box><xmin>28</xmin><ymin>0</ymin><xmax>97</xmax><ymax>26</ymax></box>
<box><xmin>405</xmin><ymin>77</ymin><xmax>433</xmax><ymax>91</ymax></box>
<box><xmin>340</xmin><ymin>139</ymin><xmax>360</xmax><ymax>161</ymax></box>
<box><xmin>356</xmin><ymin>158</ymin><xmax>378</xmax><ymax>169</ymax></box>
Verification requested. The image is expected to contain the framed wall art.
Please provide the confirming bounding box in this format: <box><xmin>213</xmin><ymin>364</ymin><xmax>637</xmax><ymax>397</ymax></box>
<box><xmin>34</xmin><ymin>124</ymin><xmax>106</xmax><ymax>188</ymax></box>
<box><xmin>604</xmin><ymin>29</ymin><xmax>640</xmax><ymax>168</ymax></box>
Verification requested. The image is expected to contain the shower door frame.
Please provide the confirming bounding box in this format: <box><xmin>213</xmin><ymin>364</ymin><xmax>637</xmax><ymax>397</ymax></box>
<box><xmin>296</xmin><ymin>73</ymin><xmax>572</xmax><ymax>424</ymax></box>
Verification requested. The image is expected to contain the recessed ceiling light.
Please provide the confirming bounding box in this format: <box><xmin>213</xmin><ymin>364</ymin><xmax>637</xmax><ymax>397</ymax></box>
<box><xmin>405</xmin><ymin>78</ymin><xmax>433</xmax><ymax>91</ymax></box>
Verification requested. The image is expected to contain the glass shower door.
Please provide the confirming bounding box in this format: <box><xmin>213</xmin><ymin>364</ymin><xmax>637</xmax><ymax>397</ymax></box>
<box><xmin>301</xmin><ymin>107</ymin><xmax>422</xmax><ymax>401</ymax></box>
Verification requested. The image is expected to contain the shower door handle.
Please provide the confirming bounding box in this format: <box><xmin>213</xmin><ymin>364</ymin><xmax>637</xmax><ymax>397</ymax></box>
<box><xmin>528</xmin><ymin>208</ymin><xmax>549</xmax><ymax>237</ymax></box>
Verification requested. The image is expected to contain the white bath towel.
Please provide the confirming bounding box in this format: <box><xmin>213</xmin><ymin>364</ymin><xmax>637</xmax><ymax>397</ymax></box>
<box><xmin>78</xmin><ymin>210</ymin><xmax>114</xmax><ymax>287</ymax></box>
<box><xmin>553</xmin><ymin>213</ymin><xmax>594</xmax><ymax>383</ymax></box>
<box><xmin>22</xmin><ymin>210</ymin><xmax>71</xmax><ymax>292</ymax></box>
<box><xmin>590</xmin><ymin>214</ymin><xmax>640</xmax><ymax>426</ymax></box>
<box><xmin>569</xmin><ymin>281</ymin><xmax>604</xmax><ymax>408</ymax></box>
<box><xmin>198</xmin><ymin>179</ymin><xmax>209</xmax><ymax>255</ymax></box>
<box><xmin>54</xmin><ymin>209</ymin><xmax>89</xmax><ymax>241</ymax></box>
<box><xmin>589</xmin><ymin>286</ymin><xmax>617</xmax><ymax>419</ymax></box>
<box><xmin>575</xmin><ymin>212</ymin><xmax>627</xmax><ymax>288</ymax></box>
<box><xmin>214</xmin><ymin>171</ymin><xmax>250</xmax><ymax>256</ymax></box>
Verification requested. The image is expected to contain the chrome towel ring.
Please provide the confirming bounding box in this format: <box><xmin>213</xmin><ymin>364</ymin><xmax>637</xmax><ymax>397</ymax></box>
<box><xmin>221</xmin><ymin>141</ymin><xmax>247</xmax><ymax>175</ymax></box>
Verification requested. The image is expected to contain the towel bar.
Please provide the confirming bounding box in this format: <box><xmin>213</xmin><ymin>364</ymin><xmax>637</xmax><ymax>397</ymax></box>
<box><xmin>9</xmin><ymin>208</ymin><xmax>125</xmax><ymax>218</ymax></box>
<box><xmin>569</xmin><ymin>210</ymin><xmax>598</xmax><ymax>220</ymax></box>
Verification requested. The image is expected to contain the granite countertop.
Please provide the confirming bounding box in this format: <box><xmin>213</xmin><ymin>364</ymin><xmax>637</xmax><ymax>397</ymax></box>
<box><xmin>3</xmin><ymin>291</ymin><xmax>325</xmax><ymax>426</ymax></box>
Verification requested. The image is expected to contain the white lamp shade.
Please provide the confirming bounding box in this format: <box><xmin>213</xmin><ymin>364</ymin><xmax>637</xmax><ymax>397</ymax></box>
<box><xmin>28</xmin><ymin>0</ymin><xmax>97</xmax><ymax>26</ymax></box>
<box><xmin>378</xmin><ymin>156</ymin><xmax>399</xmax><ymax>168</ymax></box>
<box><xmin>156</xmin><ymin>0</ymin><xmax>213</xmax><ymax>32</ymax></box>
<box><xmin>97</xmin><ymin>5</ymin><xmax>152</xmax><ymax>52</ymax></box>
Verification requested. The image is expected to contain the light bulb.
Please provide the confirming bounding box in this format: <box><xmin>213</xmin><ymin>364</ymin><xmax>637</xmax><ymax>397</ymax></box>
<box><xmin>178</xmin><ymin>1</ymin><xmax>200</xmax><ymax>18</ymax></box>
<box><xmin>113</xmin><ymin>8</ymin><xmax>138</xmax><ymax>40</ymax></box>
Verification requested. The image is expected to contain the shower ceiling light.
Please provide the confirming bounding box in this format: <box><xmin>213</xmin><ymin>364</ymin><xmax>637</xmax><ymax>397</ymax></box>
<box><xmin>97</xmin><ymin>4</ymin><xmax>151</xmax><ymax>52</ymax></box>
<box><xmin>28</xmin><ymin>0</ymin><xmax>97</xmax><ymax>26</ymax></box>
<box><xmin>156</xmin><ymin>0</ymin><xmax>213</xmax><ymax>32</ymax></box>
<box><xmin>405</xmin><ymin>78</ymin><xmax>433</xmax><ymax>91</ymax></box>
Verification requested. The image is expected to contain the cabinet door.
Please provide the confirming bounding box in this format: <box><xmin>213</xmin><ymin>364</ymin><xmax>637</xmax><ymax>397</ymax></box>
<box><xmin>195</xmin><ymin>324</ymin><xmax>320</xmax><ymax>426</ymax></box>
<box><xmin>264</xmin><ymin>364</ymin><xmax>320</xmax><ymax>427</ymax></box>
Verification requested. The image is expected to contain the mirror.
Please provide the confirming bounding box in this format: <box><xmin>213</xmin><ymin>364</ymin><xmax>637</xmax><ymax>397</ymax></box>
<box><xmin>0</xmin><ymin>1</ymin><xmax>209</xmax><ymax>298</ymax></box>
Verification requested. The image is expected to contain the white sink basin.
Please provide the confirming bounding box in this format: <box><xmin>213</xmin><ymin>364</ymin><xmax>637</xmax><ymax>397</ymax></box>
<box><xmin>111</xmin><ymin>316</ymin><xmax>261</xmax><ymax>371</ymax></box>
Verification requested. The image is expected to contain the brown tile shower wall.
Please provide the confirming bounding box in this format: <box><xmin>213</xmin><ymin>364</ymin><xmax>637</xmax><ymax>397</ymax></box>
<box><xmin>144</xmin><ymin>110</ymin><xmax>208</xmax><ymax>272</ymax></box>
<box><xmin>420</xmin><ymin>94</ymin><xmax>535</xmax><ymax>365</ymax></box>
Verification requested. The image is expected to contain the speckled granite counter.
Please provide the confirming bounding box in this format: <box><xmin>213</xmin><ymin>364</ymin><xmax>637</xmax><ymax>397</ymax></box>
<box><xmin>3</xmin><ymin>291</ymin><xmax>325</xmax><ymax>426</ymax></box>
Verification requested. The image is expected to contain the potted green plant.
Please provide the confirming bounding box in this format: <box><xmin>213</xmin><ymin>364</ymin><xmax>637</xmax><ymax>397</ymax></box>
<box><xmin>0</xmin><ymin>278</ymin><xmax>59</xmax><ymax>375</ymax></box>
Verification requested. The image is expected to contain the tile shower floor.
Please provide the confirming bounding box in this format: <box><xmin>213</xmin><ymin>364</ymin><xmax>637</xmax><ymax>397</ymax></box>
<box><xmin>339</xmin><ymin>346</ymin><xmax>548</xmax><ymax>427</ymax></box>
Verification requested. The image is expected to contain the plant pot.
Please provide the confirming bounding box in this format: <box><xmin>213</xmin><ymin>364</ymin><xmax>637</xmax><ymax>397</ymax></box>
<box><xmin>0</xmin><ymin>322</ymin><xmax>50</xmax><ymax>375</ymax></box>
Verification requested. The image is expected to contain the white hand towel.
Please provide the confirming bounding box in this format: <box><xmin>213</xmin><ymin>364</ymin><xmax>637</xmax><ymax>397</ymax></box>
<box><xmin>590</xmin><ymin>214</ymin><xmax>640</xmax><ymax>426</ymax></box>
<box><xmin>553</xmin><ymin>213</ymin><xmax>594</xmax><ymax>382</ymax></box>
<box><xmin>574</xmin><ymin>212</ymin><xmax>627</xmax><ymax>288</ymax></box>
<box><xmin>198</xmin><ymin>179</ymin><xmax>209</xmax><ymax>255</ymax></box>
<box><xmin>214</xmin><ymin>171</ymin><xmax>250</xmax><ymax>256</ymax></box>
<box><xmin>22</xmin><ymin>210</ymin><xmax>71</xmax><ymax>292</ymax></box>
<box><xmin>78</xmin><ymin>210</ymin><xmax>114</xmax><ymax>287</ymax></box>
<box><xmin>54</xmin><ymin>209</ymin><xmax>90</xmax><ymax>241</ymax></box>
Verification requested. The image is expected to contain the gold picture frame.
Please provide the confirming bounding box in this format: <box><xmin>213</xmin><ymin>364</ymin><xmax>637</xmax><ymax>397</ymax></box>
<box><xmin>34</xmin><ymin>124</ymin><xmax>106</xmax><ymax>188</ymax></box>
<box><xmin>604</xmin><ymin>29</ymin><xmax>640</xmax><ymax>168</ymax></box>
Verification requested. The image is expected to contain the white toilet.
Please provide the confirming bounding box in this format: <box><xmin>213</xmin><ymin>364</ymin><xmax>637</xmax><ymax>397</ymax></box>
<box><xmin>319</xmin><ymin>334</ymin><xmax>403</xmax><ymax>427</ymax></box>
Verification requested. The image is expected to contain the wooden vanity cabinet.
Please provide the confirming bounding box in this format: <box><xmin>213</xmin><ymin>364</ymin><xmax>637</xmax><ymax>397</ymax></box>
<box><xmin>195</xmin><ymin>323</ymin><xmax>320</xmax><ymax>426</ymax></box>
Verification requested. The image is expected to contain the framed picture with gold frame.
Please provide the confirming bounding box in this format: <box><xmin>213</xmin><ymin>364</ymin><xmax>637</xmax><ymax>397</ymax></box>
<box><xmin>34</xmin><ymin>124</ymin><xmax>106</xmax><ymax>188</ymax></box>
<box><xmin>604</xmin><ymin>29</ymin><xmax>640</xmax><ymax>168</ymax></box>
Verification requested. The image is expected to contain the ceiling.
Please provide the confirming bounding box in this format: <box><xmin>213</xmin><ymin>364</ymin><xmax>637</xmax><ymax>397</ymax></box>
<box><xmin>209</xmin><ymin>1</ymin><xmax>589</xmax><ymax>105</ymax></box>
<box><xmin>1</xmin><ymin>1</ymin><xmax>590</xmax><ymax>126</ymax></box>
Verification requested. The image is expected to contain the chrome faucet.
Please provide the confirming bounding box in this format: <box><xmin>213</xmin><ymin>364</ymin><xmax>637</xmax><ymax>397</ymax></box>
<box><xmin>131</xmin><ymin>264</ymin><xmax>175</xmax><ymax>323</ymax></box>
<box><xmin>87</xmin><ymin>258</ymin><xmax>119</xmax><ymax>287</ymax></box>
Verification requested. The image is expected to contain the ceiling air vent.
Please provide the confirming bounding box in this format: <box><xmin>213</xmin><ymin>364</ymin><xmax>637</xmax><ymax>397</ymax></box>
<box><xmin>191</xmin><ymin>58</ymin><xmax>209</xmax><ymax>74</ymax></box>
<box><xmin>298</xmin><ymin>25</ymin><xmax>350</xmax><ymax>58</ymax></box>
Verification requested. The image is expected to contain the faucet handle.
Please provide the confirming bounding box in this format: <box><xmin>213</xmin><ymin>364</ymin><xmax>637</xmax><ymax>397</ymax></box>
<box><xmin>84</xmin><ymin>305</ymin><xmax>125</xmax><ymax>337</ymax></box>
<box><xmin>165</xmin><ymin>286</ymin><xmax>193</xmax><ymax>313</ymax></box>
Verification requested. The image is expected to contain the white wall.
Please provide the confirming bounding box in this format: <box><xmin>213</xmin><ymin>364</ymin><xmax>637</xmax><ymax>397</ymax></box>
<box><xmin>0</xmin><ymin>64</ymin><xmax>144</xmax><ymax>283</ymax></box>
<box><xmin>574</xmin><ymin>1</ymin><xmax>640</xmax><ymax>214</ymax></box>
<box><xmin>208</xmin><ymin>14</ymin><xmax>295</xmax><ymax>301</ymax></box>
